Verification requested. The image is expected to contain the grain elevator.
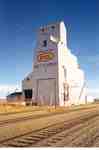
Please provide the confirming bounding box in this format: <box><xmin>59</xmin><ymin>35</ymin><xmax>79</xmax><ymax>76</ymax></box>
<box><xmin>22</xmin><ymin>21</ymin><xmax>86</xmax><ymax>106</ymax></box>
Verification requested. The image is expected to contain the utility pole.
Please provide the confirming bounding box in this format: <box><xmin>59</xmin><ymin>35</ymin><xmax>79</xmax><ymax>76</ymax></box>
<box><xmin>79</xmin><ymin>81</ymin><xmax>86</xmax><ymax>100</ymax></box>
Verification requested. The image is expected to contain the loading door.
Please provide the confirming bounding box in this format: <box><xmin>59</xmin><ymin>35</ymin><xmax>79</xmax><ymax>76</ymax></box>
<box><xmin>24</xmin><ymin>89</ymin><xmax>32</xmax><ymax>99</ymax></box>
<box><xmin>37</xmin><ymin>79</ymin><xmax>56</xmax><ymax>105</ymax></box>
<box><xmin>24</xmin><ymin>89</ymin><xmax>33</xmax><ymax>105</ymax></box>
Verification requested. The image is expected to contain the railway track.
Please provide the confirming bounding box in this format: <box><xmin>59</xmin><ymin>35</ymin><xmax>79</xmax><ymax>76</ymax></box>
<box><xmin>35</xmin><ymin>115</ymin><xmax>99</xmax><ymax>147</ymax></box>
<box><xmin>0</xmin><ymin>110</ymin><xmax>99</xmax><ymax>147</ymax></box>
<box><xmin>0</xmin><ymin>105</ymin><xmax>97</xmax><ymax>127</ymax></box>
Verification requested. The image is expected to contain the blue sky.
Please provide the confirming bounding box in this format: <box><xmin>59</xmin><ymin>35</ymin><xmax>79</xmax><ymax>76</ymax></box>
<box><xmin>0</xmin><ymin>0</ymin><xmax>98</xmax><ymax>98</ymax></box>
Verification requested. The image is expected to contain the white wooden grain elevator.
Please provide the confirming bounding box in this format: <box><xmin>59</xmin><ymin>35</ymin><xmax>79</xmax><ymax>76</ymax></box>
<box><xmin>22</xmin><ymin>21</ymin><xmax>86</xmax><ymax>106</ymax></box>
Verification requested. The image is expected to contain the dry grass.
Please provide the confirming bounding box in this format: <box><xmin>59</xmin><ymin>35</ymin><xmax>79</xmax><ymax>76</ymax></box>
<box><xmin>0</xmin><ymin>101</ymin><xmax>98</xmax><ymax>114</ymax></box>
<box><xmin>0</xmin><ymin>104</ymin><xmax>41</xmax><ymax>114</ymax></box>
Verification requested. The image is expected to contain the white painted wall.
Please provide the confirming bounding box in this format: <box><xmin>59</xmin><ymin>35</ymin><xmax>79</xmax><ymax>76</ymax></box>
<box><xmin>57</xmin><ymin>22</ymin><xmax>86</xmax><ymax>106</ymax></box>
<box><xmin>86</xmin><ymin>96</ymin><xmax>94</xmax><ymax>103</ymax></box>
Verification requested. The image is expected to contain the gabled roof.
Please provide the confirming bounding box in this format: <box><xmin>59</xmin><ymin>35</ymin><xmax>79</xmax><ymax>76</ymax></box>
<box><xmin>7</xmin><ymin>92</ymin><xmax>22</xmax><ymax>98</ymax></box>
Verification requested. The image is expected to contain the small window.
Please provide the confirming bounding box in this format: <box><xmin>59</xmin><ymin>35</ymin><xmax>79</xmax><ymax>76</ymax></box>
<box><xmin>26</xmin><ymin>77</ymin><xmax>30</xmax><ymax>81</ymax></box>
<box><xmin>63</xmin><ymin>66</ymin><xmax>66</xmax><ymax>80</ymax></box>
<box><xmin>41</xmin><ymin>28</ymin><xmax>47</xmax><ymax>32</ymax></box>
<box><xmin>43</xmin><ymin>40</ymin><xmax>47</xmax><ymax>47</ymax></box>
<box><xmin>51</xmin><ymin>25</ymin><xmax>55</xmax><ymax>29</ymax></box>
<box><xmin>41</xmin><ymin>28</ymin><xmax>45</xmax><ymax>32</ymax></box>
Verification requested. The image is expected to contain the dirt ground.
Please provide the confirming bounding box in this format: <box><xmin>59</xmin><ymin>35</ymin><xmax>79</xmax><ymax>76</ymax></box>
<box><xmin>0</xmin><ymin>102</ymin><xmax>99</xmax><ymax>147</ymax></box>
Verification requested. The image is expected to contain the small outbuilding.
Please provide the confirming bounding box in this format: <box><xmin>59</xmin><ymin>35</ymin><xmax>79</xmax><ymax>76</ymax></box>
<box><xmin>6</xmin><ymin>92</ymin><xmax>25</xmax><ymax>105</ymax></box>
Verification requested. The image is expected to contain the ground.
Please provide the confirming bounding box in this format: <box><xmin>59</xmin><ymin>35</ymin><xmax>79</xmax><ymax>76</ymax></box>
<box><xmin>0</xmin><ymin>102</ymin><xmax>99</xmax><ymax>147</ymax></box>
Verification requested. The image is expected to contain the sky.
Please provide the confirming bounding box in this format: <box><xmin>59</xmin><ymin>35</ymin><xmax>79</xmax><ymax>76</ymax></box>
<box><xmin>0</xmin><ymin>0</ymin><xmax>98</xmax><ymax>98</ymax></box>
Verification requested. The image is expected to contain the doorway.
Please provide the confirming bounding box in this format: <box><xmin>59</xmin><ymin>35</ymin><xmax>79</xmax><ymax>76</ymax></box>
<box><xmin>37</xmin><ymin>79</ymin><xmax>56</xmax><ymax>105</ymax></box>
